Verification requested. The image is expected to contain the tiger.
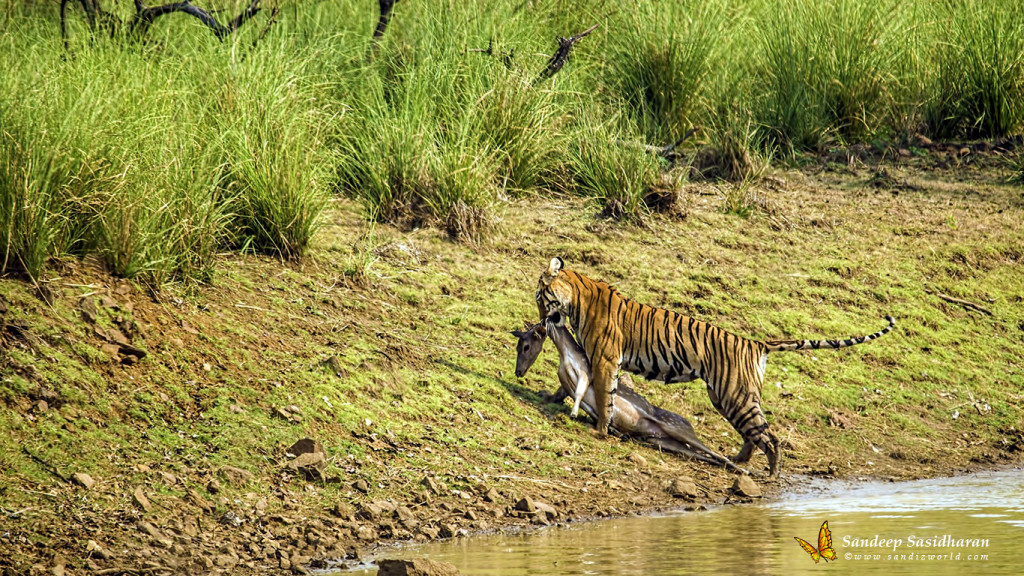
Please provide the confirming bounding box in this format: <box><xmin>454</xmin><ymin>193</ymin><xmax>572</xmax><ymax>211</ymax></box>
<box><xmin>535</xmin><ymin>257</ymin><xmax>896</xmax><ymax>477</ymax></box>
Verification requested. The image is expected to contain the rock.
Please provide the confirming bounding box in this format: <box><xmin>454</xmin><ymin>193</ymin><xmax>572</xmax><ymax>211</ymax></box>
<box><xmin>187</xmin><ymin>489</ymin><xmax>212</xmax><ymax>512</ymax></box>
<box><xmin>828</xmin><ymin>410</ymin><xmax>852</xmax><ymax>429</ymax></box>
<box><xmin>513</xmin><ymin>497</ymin><xmax>536</xmax><ymax>514</ymax></box>
<box><xmin>285</xmin><ymin>438</ymin><xmax>324</xmax><ymax>458</ymax></box>
<box><xmin>377</xmin><ymin>558</ymin><xmax>462</xmax><ymax>576</ymax></box>
<box><xmin>207</xmin><ymin>478</ymin><xmax>222</xmax><ymax>494</ymax></box>
<box><xmin>628</xmin><ymin>452</ymin><xmax>648</xmax><ymax>467</ymax></box>
<box><xmin>137</xmin><ymin>521</ymin><xmax>162</xmax><ymax>538</ymax></box>
<box><xmin>85</xmin><ymin>540</ymin><xmax>113</xmax><ymax>559</ymax></box>
<box><xmin>72</xmin><ymin>473</ymin><xmax>95</xmax><ymax>490</ymax></box>
<box><xmin>395</xmin><ymin>506</ymin><xmax>417</xmax><ymax>523</ymax></box>
<box><xmin>287</xmin><ymin>452</ymin><xmax>327</xmax><ymax>481</ymax></box>
<box><xmin>421</xmin><ymin>476</ymin><xmax>444</xmax><ymax>495</ymax></box>
<box><xmin>352</xmin><ymin>479</ymin><xmax>370</xmax><ymax>493</ymax></box>
<box><xmin>358</xmin><ymin>502</ymin><xmax>384</xmax><ymax>521</ymax></box>
<box><xmin>482</xmin><ymin>487</ymin><xmax>500</xmax><ymax>503</ymax></box>
<box><xmin>438</xmin><ymin>524</ymin><xmax>457</xmax><ymax>539</ymax></box>
<box><xmin>331</xmin><ymin>502</ymin><xmax>354</xmax><ymax>520</ymax></box>
<box><xmin>667</xmin><ymin>477</ymin><xmax>699</xmax><ymax>499</ymax></box>
<box><xmin>79</xmin><ymin>298</ymin><xmax>98</xmax><ymax>323</ymax></box>
<box><xmin>532</xmin><ymin>500</ymin><xmax>559</xmax><ymax>521</ymax></box>
<box><xmin>217</xmin><ymin>465</ymin><xmax>255</xmax><ymax>487</ymax></box>
<box><xmin>98</xmin><ymin>343</ymin><xmax>120</xmax><ymax>359</ymax></box>
<box><xmin>219</xmin><ymin>511</ymin><xmax>244</xmax><ymax>527</ymax></box>
<box><xmin>133</xmin><ymin>487</ymin><xmax>153</xmax><ymax>512</ymax></box>
<box><xmin>323</xmin><ymin>355</ymin><xmax>346</xmax><ymax>377</ymax></box>
<box><xmin>356</xmin><ymin>525</ymin><xmax>377</xmax><ymax>541</ymax></box>
<box><xmin>419</xmin><ymin>526</ymin><xmax>439</xmax><ymax>540</ymax></box>
<box><xmin>52</xmin><ymin>554</ymin><xmax>66</xmax><ymax>576</ymax></box>
<box><xmin>106</xmin><ymin>327</ymin><xmax>131</xmax><ymax>346</ymax></box>
<box><xmin>732</xmin><ymin>475</ymin><xmax>762</xmax><ymax>498</ymax></box>
<box><xmin>159</xmin><ymin>471</ymin><xmax>177</xmax><ymax>486</ymax></box>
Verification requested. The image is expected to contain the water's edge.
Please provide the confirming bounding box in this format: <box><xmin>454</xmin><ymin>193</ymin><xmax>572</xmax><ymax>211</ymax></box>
<box><xmin>331</xmin><ymin>465</ymin><xmax>1024</xmax><ymax>575</ymax></box>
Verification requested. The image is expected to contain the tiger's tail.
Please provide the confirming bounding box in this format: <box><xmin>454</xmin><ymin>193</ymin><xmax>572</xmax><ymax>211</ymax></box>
<box><xmin>762</xmin><ymin>315</ymin><xmax>895</xmax><ymax>353</ymax></box>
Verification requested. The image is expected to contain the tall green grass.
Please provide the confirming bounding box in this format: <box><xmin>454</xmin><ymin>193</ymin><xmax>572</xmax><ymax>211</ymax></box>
<box><xmin>606</xmin><ymin>0</ymin><xmax>727</xmax><ymax>145</ymax></box>
<box><xmin>0</xmin><ymin>4</ymin><xmax>333</xmax><ymax>284</ymax></box>
<box><xmin>753</xmin><ymin>0</ymin><xmax>901</xmax><ymax>150</ymax></box>
<box><xmin>927</xmin><ymin>0</ymin><xmax>1024</xmax><ymax>138</ymax></box>
<box><xmin>5</xmin><ymin>0</ymin><xmax>1024</xmax><ymax>285</ymax></box>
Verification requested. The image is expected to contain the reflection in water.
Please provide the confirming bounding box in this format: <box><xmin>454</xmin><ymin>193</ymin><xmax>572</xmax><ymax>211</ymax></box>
<box><xmin>343</xmin><ymin>468</ymin><xmax>1023</xmax><ymax>575</ymax></box>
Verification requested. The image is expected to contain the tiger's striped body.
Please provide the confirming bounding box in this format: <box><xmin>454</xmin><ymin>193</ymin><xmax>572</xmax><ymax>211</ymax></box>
<box><xmin>536</xmin><ymin>258</ymin><xmax>895</xmax><ymax>477</ymax></box>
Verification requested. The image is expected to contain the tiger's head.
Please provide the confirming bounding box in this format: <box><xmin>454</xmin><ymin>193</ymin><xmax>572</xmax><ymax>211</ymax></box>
<box><xmin>536</xmin><ymin>257</ymin><xmax>573</xmax><ymax>321</ymax></box>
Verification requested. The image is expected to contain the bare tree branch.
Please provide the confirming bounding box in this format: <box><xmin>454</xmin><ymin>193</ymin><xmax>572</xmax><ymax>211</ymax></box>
<box><xmin>61</xmin><ymin>0</ymin><xmax>264</xmax><ymax>49</ymax></box>
<box><xmin>130</xmin><ymin>0</ymin><xmax>262</xmax><ymax>42</ymax></box>
<box><xmin>536</xmin><ymin>23</ymin><xmax>598</xmax><ymax>82</ymax></box>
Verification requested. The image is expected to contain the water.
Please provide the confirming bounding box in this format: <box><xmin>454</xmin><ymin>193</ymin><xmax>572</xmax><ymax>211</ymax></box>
<box><xmin>343</xmin><ymin>468</ymin><xmax>1024</xmax><ymax>575</ymax></box>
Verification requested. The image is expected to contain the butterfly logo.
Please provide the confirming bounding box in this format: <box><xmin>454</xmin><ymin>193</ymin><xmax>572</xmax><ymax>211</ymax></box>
<box><xmin>794</xmin><ymin>520</ymin><xmax>838</xmax><ymax>563</ymax></box>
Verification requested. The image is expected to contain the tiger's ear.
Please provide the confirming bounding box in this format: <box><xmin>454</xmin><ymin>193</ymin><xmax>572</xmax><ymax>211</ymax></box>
<box><xmin>539</xmin><ymin>257</ymin><xmax>564</xmax><ymax>287</ymax></box>
<box><xmin>548</xmin><ymin>257</ymin><xmax>564</xmax><ymax>275</ymax></box>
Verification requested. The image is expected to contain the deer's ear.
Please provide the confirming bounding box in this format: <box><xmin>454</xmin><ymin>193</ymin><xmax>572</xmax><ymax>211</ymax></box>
<box><xmin>536</xmin><ymin>324</ymin><xmax>547</xmax><ymax>336</ymax></box>
<box><xmin>511</xmin><ymin>329</ymin><xmax>524</xmax><ymax>338</ymax></box>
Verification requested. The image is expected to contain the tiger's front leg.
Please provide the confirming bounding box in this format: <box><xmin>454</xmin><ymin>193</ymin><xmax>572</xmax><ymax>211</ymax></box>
<box><xmin>590</xmin><ymin>358</ymin><xmax>618</xmax><ymax>436</ymax></box>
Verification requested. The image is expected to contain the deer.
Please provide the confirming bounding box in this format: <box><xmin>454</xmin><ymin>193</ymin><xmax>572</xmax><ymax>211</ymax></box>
<box><xmin>511</xmin><ymin>313</ymin><xmax>746</xmax><ymax>473</ymax></box>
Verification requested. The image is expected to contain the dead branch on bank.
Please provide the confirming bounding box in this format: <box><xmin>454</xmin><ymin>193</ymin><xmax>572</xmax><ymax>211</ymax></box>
<box><xmin>60</xmin><ymin>0</ymin><xmax>269</xmax><ymax>51</ymax></box>
<box><xmin>928</xmin><ymin>290</ymin><xmax>994</xmax><ymax>316</ymax></box>
<box><xmin>616</xmin><ymin>127</ymin><xmax>699</xmax><ymax>162</ymax></box>
<box><xmin>536</xmin><ymin>23</ymin><xmax>598</xmax><ymax>83</ymax></box>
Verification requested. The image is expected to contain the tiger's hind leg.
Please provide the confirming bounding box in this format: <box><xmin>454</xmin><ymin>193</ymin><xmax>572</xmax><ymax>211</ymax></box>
<box><xmin>734</xmin><ymin>440</ymin><xmax>756</xmax><ymax>463</ymax></box>
<box><xmin>748</xmin><ymin>424</ymin><xmax>780</xmax><ymax>478</ymax></box>
<box><xmin>708</xmin><ymin>386</ymin><xmax>781</xmax><ymax>477</ymax></box>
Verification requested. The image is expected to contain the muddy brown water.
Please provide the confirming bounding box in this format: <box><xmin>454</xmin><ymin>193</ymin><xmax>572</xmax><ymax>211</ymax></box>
<box><xmin>339</xmin><ymin>468</ymin><xmax>1023</xmax><ymax>575</ymax></box>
